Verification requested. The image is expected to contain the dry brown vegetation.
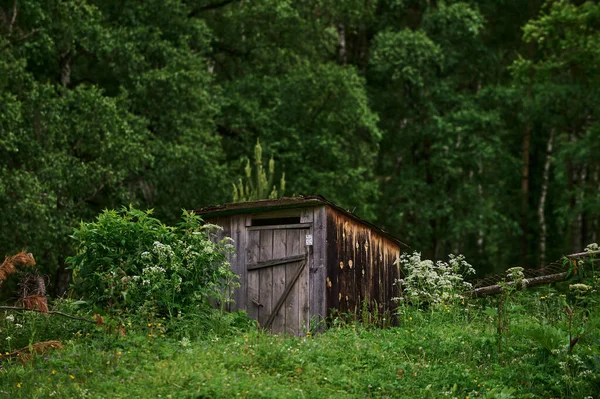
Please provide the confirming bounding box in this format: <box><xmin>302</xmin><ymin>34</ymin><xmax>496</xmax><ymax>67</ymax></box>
<box><xmin>1</xmin><ymin>340</ymin><xmax>64</xmax><ymax>363</ymax></box>
<box><xmin>0</xmin><ymin>251</ymin><xmax>36</xmax><ymax>285</ymax></box>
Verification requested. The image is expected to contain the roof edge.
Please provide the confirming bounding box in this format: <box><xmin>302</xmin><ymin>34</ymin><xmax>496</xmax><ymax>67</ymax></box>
<box><xmin>194</xmin><ymin>195</ymin><xmax>409</xmax><ymax>249</ymax></box>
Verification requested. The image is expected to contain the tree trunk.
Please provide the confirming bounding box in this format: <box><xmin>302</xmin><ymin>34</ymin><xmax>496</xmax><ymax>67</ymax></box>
<box><xmin>53</xmin><ymin>255</ymin><xmax>71</xmax><ymax>297</ymax></box>
<box><xmin>581</xmin><ymin>165</ymin><xmax>589</xmax><ymax>247</ymax></box>
<box><xmin>477</xmin><ymin>165</ymin><xmax>484</xmax><ymax>256</ymax></box>
<box><xmin>592</xmin><ymin>166</ymin><xmax>599</xmax><ymax>244</ymax></box>
<box><xmin>538</xmin><ymin>130</ymin><xmax>554</xmax><ymax>267</ymax></box>
<box><xmin>424</xmin><ymin>140</ymin><xmax>438</xmax><ymax>257</ymax></box>
<box><xmin>59</xmin><ymin>51</ymin><xmax>72</xmax><ymax>87</ymax></box>
<box><xmin>521</xmin><ymin>91</ymin><xmax>532</xmax><ymax>264</ymax></box>
<box><xmin>568</xmin><ymin>130</ymin><xmax>584</xmax><ymax>254</ymax></box>
<box><xmin>337</xmin><ymin>23</ymin><xmax>347</xmax><ymax>65</ymax></box>
<box><xmin>468</xmin><ymin>272</ymin><xmax>567</xmax><ymax>298</ymax></box>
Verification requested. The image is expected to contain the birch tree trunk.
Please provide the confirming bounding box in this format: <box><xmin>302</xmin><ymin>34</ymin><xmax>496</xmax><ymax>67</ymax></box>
<box><xmin>568</xmin><ymin>130</ymin><xmax>585</xmax><ymax>254</ymax></box>
<box><xmin>538</xmin><ymin>130</ymin><xmax>554</xmax><ymax>267</ymax></box>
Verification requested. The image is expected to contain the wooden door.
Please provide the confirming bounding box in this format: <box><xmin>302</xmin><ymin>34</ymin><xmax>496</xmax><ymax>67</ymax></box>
<box><xmin>246</xmin><ymin>225</ymin><xmax>310</xmax><ymax>335</ymax></box>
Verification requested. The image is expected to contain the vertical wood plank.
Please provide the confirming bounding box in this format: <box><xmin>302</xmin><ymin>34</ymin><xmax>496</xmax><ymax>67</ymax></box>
<box><xmin>393</xmin><ymin>248</ymin><xmax>402</xmax><ymax>314</ymax></box>
<box><xmin>336</xmin><ymin>218</ymin><xmax>351</xmax><ymax>313</ymax></box>
<box><xmin>357</xmin><ymin>231</ymin><xmax>367</xmax><ymax>313</ymax></box>
<box><xmin>239</xmin><ymin>216</ymin><xmax>250</xmax><ymax>311</ymax></box>
<box><xmin>369</xmin><ymin>237</ymin><xmax>379</xmax><ymax>313</ymax></box>
<box><xmin>325</xmin><ymin>209</ymin><xmax>338</xmax><ymax>317</ymax></box>
<box><xmin>298</xmin><ymin>241</ymin><xmax>310</xmax><ymax>334</ymax></box>
<box><xmin>230</xmin><ymin>216</ymin><xmax>244</xmax><ymax>311</ymax></box>
<box><xmin>258</xmin><ymin>230</ymin><xmax>274</xmax><ymax>327</ymax></box>
<box><xmin>246</xmin><ymin>229</ymin><xmax>260</xmax><ymax>322</ymax></box>
<box><xmin>365</xmin><ymin>235</ymin><xmax>374</xmax><ymax>310</ymax></box>
<box><xmin>285</xmin><ymin>229</ymin><xmax>301</xmax><ymax>334</ymax></box>
<box><xmin>353</xmin><ymin>229</ymin><xmax>362</xmax><ymax>315</ymax></box>
<box><xmin>389</xmin><ymin>248</ymin><xmax>400</xmax><ymax>312</ymax></box>
<box><xmin>298</xmin><ymin>209</ymin><xmax>312</xmax><ymax>334</ymax></box>
<box><xmin>300</xmin><ymin>208</ymin><xmax>314</xmax><ymax>223</ymax></box>
<box><xmin>311</xmin><ymin>206</ymin><xmax>327</xmax><ymax>329</ymax></box>
<box><xmin>380</xmin><ymin>247</ymin><xmax>387</xmax><ymax>313</ymax></box>
<box><xmin>349</xmin><ymin>226</ymin><xmax>357</xmax><ymax>314</ymax></box>
<box><xmin>271</xmin><ymin>229</ymin><xmax>287</xmax><ymax>333</ymax></box>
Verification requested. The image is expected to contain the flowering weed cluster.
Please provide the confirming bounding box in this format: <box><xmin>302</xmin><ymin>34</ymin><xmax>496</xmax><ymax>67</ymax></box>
<box><xmin>67</xmin><ymin>207</ymin><xmax>238</xmax><ymax>316</ymax></box>
<box><xmin>394</xmin><ymin>251</ymin><xmax>475</xmax><ymax>308</ymax></box>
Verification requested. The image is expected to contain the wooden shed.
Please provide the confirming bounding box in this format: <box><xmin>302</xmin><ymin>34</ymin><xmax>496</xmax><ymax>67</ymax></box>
<box><xmin>196</xmin><ymin>196</ymin><xmax>408</xmax><ymax>335</ymax></box>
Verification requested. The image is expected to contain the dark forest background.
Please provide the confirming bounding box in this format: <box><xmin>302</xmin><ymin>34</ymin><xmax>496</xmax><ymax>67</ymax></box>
<box><xmin>1</xmin><ymin>0</ymin><xmax>599</xmax><ymax>295</ymax></box>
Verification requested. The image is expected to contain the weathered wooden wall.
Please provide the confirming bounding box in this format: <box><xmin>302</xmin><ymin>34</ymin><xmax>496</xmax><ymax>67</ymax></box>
<box><xmin>205</xmin><ymin>207</ymin><xmax>327</xmax><ymax>334</ymax></box>
<box><xmin>325</xmin><ymin>207</ymin><xmax>402</xmax><ymax>318</ymax></box>
<box><xmin>205</xmin><ymin>203</ymin><xmax>402</xmax><ymax>333</ymax></box>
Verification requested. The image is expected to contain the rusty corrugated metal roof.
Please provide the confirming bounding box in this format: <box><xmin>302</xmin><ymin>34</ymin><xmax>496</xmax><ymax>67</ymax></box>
<box><xmin>194</xmin><ymin>195</ymin><xmax>409</xmax><ymax>248</ymax></box>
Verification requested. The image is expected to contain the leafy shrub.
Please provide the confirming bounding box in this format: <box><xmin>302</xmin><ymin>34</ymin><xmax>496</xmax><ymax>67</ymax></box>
<box><xmin>395</xmin><ymin>251</ymin><xmax>475</xmax><ymax>307</ymax></box>
<box><xmin>67</xmin><ymin>207</ymin><xmax>237</xmax><ymax>316</ymax></box>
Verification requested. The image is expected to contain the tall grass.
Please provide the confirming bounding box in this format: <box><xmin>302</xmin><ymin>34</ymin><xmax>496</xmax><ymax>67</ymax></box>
<box><xmin>1</xmin><ymin>285</ymin><xmax>598</xmax><ymax>398</ymax></box>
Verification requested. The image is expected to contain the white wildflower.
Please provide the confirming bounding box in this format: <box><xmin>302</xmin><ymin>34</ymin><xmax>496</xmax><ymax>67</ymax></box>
<box><xmin>584</xmin><ymin>242</ymin><xmax>599</xmax><ymax>252</ymax></box>
<box><xmin>202</xmin><ymin>223</ymin><xmax>223</xmax><ymax>232</ymax></box>
<box><xmin>569</xmin><ymin>283</ymin><xmax>592</xmax><ymax>292</ymax></box>
<box><xmin>506</xmin><ymin>267</ymin><xmax>525</xmax><ymax>282</ymax></box>
<box><xmin>142</xmin><ymin>266</ymin><xmax>166</xmax><ymax>275</ymax></box>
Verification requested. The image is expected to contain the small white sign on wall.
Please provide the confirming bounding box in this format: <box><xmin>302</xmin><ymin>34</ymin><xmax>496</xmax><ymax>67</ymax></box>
<box><xmin>305</xmin><ymin>234</ymin><xmax>313</xmax><ymax>246</ymax></box>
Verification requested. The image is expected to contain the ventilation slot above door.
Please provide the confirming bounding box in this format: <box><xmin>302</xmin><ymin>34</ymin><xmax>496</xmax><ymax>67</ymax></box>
<box><xmin>251</xmin><ymin>217</ymin><xmax>301</xmax><ymax>227</ymax></box>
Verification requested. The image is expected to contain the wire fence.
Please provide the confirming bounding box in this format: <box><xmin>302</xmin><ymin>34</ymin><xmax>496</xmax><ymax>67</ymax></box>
<box><xmin>470</xmin><ymin>250</ymin><xmax>600</xmax><ymax>290</ymax></box>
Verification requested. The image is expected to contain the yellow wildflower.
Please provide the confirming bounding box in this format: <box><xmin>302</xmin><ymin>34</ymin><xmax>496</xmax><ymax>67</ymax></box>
<box><xmin>17</xmin><ymin>382</ymin><xmax>22</xmax><ymax>388</ymax></box>
<box><xmin>51</xmin><ymin>370</ymin><xmax>56</xmax><ymax>375</ymax></box>
<box><xmin>69</xmin><ymin>375</ymin><xmax>75</xmax><ymax>380</ymax></box>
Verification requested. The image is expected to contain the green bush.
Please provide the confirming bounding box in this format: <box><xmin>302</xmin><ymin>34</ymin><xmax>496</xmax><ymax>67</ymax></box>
<box><xmin>67</xmin><ymin>207</ymin><xmax>238</xmax><ymax>316</ymax></box>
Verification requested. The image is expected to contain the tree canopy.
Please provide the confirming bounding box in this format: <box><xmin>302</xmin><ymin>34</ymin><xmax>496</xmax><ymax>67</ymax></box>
<box><xmin>1</xmin><ymin>0</ymin><xmax>599</xmax><ymax>293</ymax></box>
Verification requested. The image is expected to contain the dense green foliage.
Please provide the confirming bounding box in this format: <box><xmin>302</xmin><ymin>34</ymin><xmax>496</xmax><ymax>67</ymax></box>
<box><xmin>67</xmin><ymin>207</ymin><xmax>237</xmax><ymax>315</ymax></box>
<box><xmin>2</xmin><ymin>0</ymin><xmax>600</xmax><ymax>289</ymax></box>
<box><xmin>1</xmin><ymin>283</ymin><xmax>599</xmax><ymax>398</ymax></box>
